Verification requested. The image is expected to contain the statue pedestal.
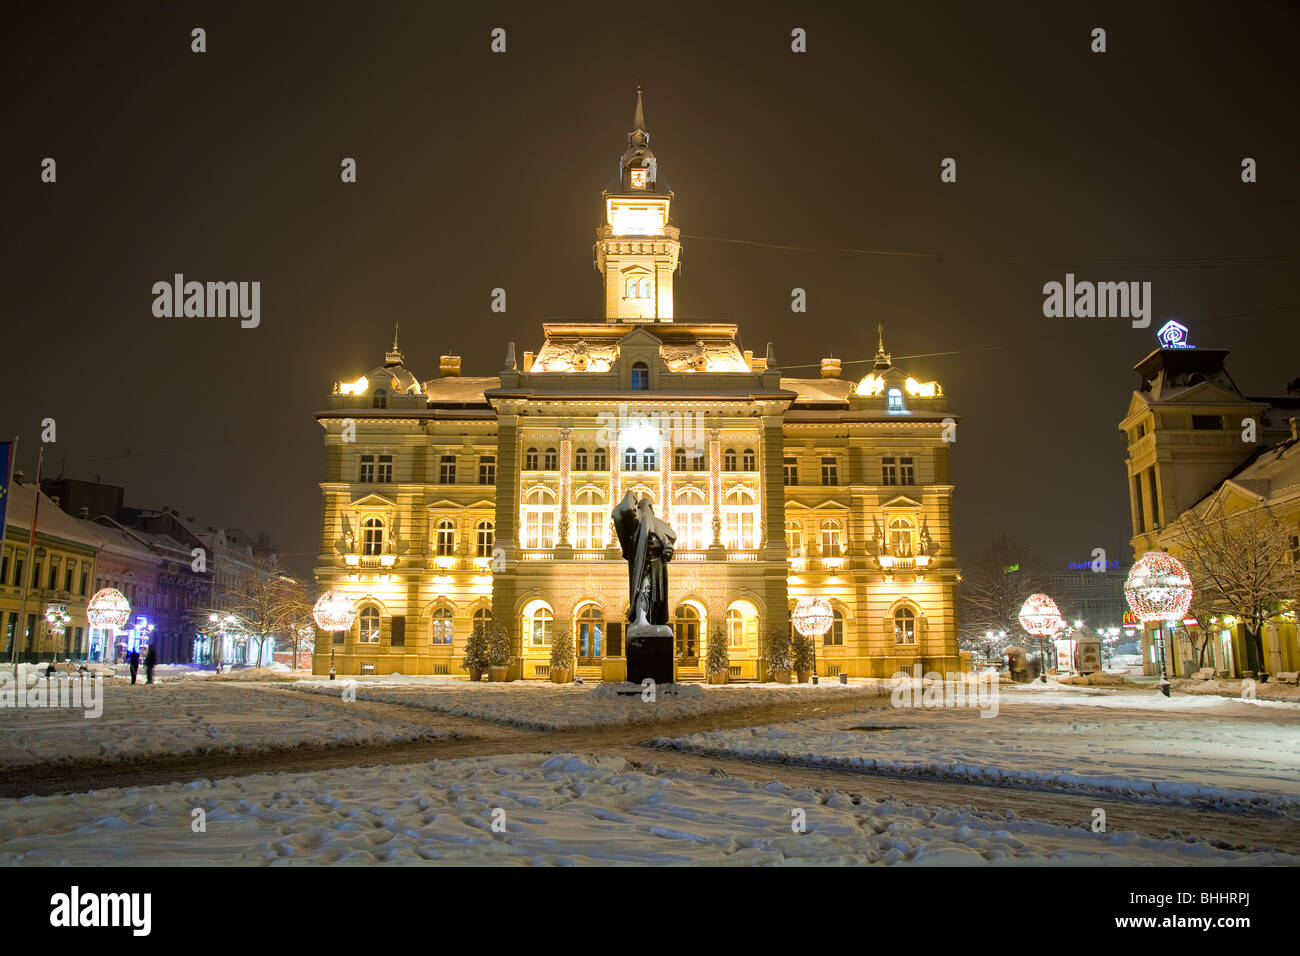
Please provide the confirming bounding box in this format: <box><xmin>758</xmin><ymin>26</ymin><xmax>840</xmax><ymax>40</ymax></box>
<box><xmin>626</xmin><ymin>624</ymin><xmax>674</xmax><ymax>686</ymax></box>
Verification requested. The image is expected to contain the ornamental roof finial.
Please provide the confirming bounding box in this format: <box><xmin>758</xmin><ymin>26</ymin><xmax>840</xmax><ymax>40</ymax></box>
<box><xmin>384</xmin><ymin>322</ymin><xmax>404</xmax><ymax>366</ymax></box>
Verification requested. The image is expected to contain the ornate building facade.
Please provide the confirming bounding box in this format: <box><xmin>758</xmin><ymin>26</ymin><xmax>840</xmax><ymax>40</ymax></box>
<box><xmin>313</xmin><ymin>93</ymin><xmax>962</xmax><ymax>681</ymax></box>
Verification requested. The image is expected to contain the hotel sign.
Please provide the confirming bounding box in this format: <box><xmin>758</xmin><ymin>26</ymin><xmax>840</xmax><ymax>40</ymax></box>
<box><xmin>1157</xmin><ymin>320</ymin><xmax>1194</xmax><ymax>349</ymax></box>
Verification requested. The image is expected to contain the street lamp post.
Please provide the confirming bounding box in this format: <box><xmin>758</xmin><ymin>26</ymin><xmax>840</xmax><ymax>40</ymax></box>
<box><xmin>1124</xmin><ymin>552</ymin><xmax>1195</xmax><ymax>698</ymax></box>
<box><xmin>312</xmin><ymin>590</ymin><xmax>358</xmax><ymax>681</ymax></box>
<box><xmin>1018</xmin><ymin>593</ymin><xmax>1065</xmax><ymax>683</ymax></box>
<box><xmin>792</xmin><ymin>597</ymin><xmax>834</xmax><ymax>685</ymax></box>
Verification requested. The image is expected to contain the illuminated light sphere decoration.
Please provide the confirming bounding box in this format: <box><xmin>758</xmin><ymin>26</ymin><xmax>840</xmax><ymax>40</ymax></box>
<box><xmin>1123</xmin><ymin>551</ymin><xmax>1194</xmax><ymax>624</ymax></box>
<box><xmin>1018</xmin><ymin>593</ymin><xmax>1065</xmax><ymax>638</ymax></box>
<box><xmin>86</xmin><ymin>588</ymin><xmax>131</xmax><ymax>631</ymax></box>
<box><xmin>312</xmin><ymin>590</ymin><xmax>358</xmax><ymax>633</ymax></box>
<box><xmin>792</xmin><ymin>597</ymin><xmax>834</xmax><ymax>638</ymax></box>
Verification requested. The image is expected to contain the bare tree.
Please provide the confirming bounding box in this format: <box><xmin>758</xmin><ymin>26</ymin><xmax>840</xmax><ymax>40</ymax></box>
<box><xmin>221</xmin><ymin>554</ymin><xmax>303</xmax><ymax>668</ymax></box>
<box><xmin>957</xmin><ymin>533</ymin><xmax>1048</xmax><ymax>653</ymax></box>
<box><xmin>1175</xmin><ymin>502</ymin><xmax>1297</xmax><ymax>677</ymax></box>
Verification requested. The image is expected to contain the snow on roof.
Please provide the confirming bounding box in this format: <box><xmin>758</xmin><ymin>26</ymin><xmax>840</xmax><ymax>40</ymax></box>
<box><xmin>423</xmin><ymin>375</ymin><xmax>499</xmax><ymax>405</ymax></box>
<box><xmin>1221</xmin><ymin>438</ymin><xmax>1300</xmax><ymax>503</ymax></box>
<box><xmin>780</xmin><ymin>377</ymin><xmax>855</xmax><ymax>404</ymax></box>
<box><xmin>3</xmin><ymin>483</ymin><xmax>104</xmax><ymax>550</ymax></box>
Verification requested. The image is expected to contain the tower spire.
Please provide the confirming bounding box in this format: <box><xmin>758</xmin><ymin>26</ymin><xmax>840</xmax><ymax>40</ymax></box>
<box><xmin>385</xmin><ymin>322</ymin><xmax>404</xmax><ymax>366</ymax></box>
<box><xmin>633</xmin><ymin>82</ymin><xmax>645</xmax><ymax>132</ymax></box>
<box><xmin>873</xmin><ymin>323</ymin><xmax>892</xmax><ymax>369</ymax></box>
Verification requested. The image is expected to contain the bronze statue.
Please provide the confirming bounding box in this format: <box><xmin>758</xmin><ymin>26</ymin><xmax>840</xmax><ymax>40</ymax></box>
<box><xmin>611</xmin><ymin>491</ymin><xmax>676</xmax><ymax>626</ymax></box>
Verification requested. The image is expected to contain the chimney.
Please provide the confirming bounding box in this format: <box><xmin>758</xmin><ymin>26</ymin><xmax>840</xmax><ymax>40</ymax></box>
<box><xmin>439</xmin><ymin>355</ymin><xmax>462</xmax><ymax>377</ymax></box>
<box><xmin>79</xmin><ymin>506</ymin><xmax>90</xmax><ymax>518</ymax></box>
<box><xmin>820</xmin><ymin>357</ymin><xmax>842</xmax><ymax>379</ymax></box>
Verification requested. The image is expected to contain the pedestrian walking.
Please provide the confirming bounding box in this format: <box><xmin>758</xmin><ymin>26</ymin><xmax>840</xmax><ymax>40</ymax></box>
<box><xmin>144</xmin><ymin>644</ymin><xmax>157</xmax><ymax>684</ymax></box>
<box><xmin>127</xmin><ymin>648</ymin><xmax>140</xmax><ymax>684</ymax></box>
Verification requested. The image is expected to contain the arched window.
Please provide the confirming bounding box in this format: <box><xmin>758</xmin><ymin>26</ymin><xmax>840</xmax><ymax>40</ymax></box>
<box><xmin>435</xmin><ymin>519</ymin><xmax>456</xmax><ymax>556</ymax></box>
<box><xmin>529</xmin><ymin>606</ymin><xmax>554</xmax><ymax>646</ymax></box>
<box><xmin>573</xmin><ymin>488</ymin><xmax>607</xmax><ymax>550</ymax></box>
<box><xmin>626</xmin><ymin>277</ymin><xmax>638</xmax><ymax>298</ymax></box>
<box><xmin>820</xmin><ymin>519</ymin><xmax>842</xmax><ymax>556</ymax></box>
<box><xmin>372</xmin><ymin>389</ymin><xmax>387</xmax><ymax>409</ymax></box>
<box><xmin>692</xmin><ymin>450</ymin><xmax>706</xmax><ymax>471</ymax></box>
<box><xmin>624</xmin><ymin>447</ymin><xmax>638</xmax><ymax>471</ymax></box>
<box><xmin>593</xmin><ymin>448</ymin><xmax>608</xmax><ymax>471</ymax></box>
<box><xmin>574</xmin><ymin>447</ymin><xmax>588</xmax><ymax>471</ymax></box>
<box><xmin>475</xmin><ymin>520</ymin><xmax>494</xmax><ymax>558</ymax></box>
<box><xmin>525</xmin><ymin>447</ymin><xmax>539</xmax><ymax>470</ymax></box>
<box><xmin>887</xmin><ymin>388</ymin><xmax>905</xmax><ymax>412</ymax></box>
<box><xmin>362</xmin><ymin>517</ymin><xmax>384</xmax><ymax>556</ymax></box>
<box><xmin>576</xmin><ymin>604</ymin><xmax>604</xmax><ymax>661</ymax></box>
<box><xmin>642</xmin><ymin>447</ymin><xmax>656</xmax><ymax>471</ymax></box>
<box><xmin>631</xmin><ymin>361</ymin><xmax>649</xmax><ymax>391</ymax></box>
<box><xmin>826</xmin><ymin>608</ymin><xmax>845</xmax><ymax>646</ymax></box>
<box><xmin>358</xmin><ymin>605</ymin><xmax>381</xmax><ymax>643</ymax></box>
<box><xmin>742</xmin><ymin>449</ymin><xmax>756</xmax><ymax>471</ymax></box>
<box><xmin>431</xmin><ymin>606</ymin><xmax>454</xmax><ymax>645</ymax></box>
<box><xmin>674</xmin><ymin>487</ymin><xmax>708</xmax><ymax>549</ymax></box>
<box><xmin>894</xmin><ymin>606</ymin><xmax>916</xmax><ymax>645</ymax></box>
<box><xmin>888</xmin><ymin>516</ymin><xmax>914</xmax><ymax>556</ymax></box>
<box><xmin>724</xmin><ymin>448</ymin><xmax>737</xmax><ymax>471</ymax></box>
<box><xmin>785</xmin><ymin>520</ymin><xmax>803</xmax><ymax>556</ymax></box>
<box><xmin>472</xmin><ymin>607</ymin><xmax>492</xmax><ymax>639</ymax></box>
<box><xmin>725</xmin><ymin>489</ymin><xmax>756</xmax><ymax>550</ymax></box>
<box><xmin>522</xmin><ymin>487</ymin><xmax>556</xmax><ymax>550</ymax></box>
<box><xmin>639</xmin><ymin>278</ymin><xmax>651</xmax><ymax>299</ymax></box>
<box><xmin>673</xmin><ymin>447</ymin><xmax>687</xmax><ymax>471</ymax></box>
<box><xmin>726</xmin><ymin>602</ymin><xmax>757</xmax><ymax>650</ymax></box>
<box><xmin>675</xmin><ymin>604</ymin><xmax>700</xmax><ymax>658</ymax></box>
<box><xmin>544</xmin><ymin>447</ymin><xmax>558</xmax><ymax>470</ymax></box>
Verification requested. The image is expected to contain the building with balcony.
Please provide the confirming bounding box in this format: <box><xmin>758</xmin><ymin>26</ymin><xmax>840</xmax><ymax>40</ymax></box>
<box><xmin>313</xmin><ymin>91</ymin><xmax>962</xmax><ymax>681</ymax></box>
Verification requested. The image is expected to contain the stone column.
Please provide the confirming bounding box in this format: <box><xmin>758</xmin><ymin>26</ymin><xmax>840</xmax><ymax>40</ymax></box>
<box><xmin>709</xmin><ymin>426</ymin><xmax>724</xmax><ymax>551</ymax></box>
<box><xmin>608</xmin><ymin>437</ymin><xmax>621</xmax><ymax>547</ymax></box>
<box><xmin>557</xmin><ymin>426</ymin><xmax>572</xmax><ymax>551</ymax></box>
<box><xmin>660</xmin><ymin>438</ymin><xmax>673</xmax><ymax>523</ymax></box>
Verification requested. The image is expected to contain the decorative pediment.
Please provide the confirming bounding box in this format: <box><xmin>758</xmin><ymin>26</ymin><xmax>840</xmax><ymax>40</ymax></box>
<box><xmin>881</xmin><ymin>494</ymin><xmax>923</xmax><ymax>510</ymax></box>
<box><xmin>351</xmin><ymin>492</ymin><xmax>399</xmax><ymax>509</ymax></box>
<box><xmin>617</xmin><ymin>327</ymin><xmax>664</xmax><ymax>350</ymax></box>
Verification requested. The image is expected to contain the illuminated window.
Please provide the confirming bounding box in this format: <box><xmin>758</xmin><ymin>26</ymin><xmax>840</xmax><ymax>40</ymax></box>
<box><xmin>820</xmin><ymin>519</ymin><xmax>842</xmax><ymax>556</ymax></box>
<box><xmin>887</xmin><ymin>388</ymin><xmax>905</xmax><ymax>412</ymax></box>
<box><xmin>478</xmin><ymin>456</ymin><xmax>495</xmax><ymax>485</ymax></box>
<box><xmin>377</xmin><ymin>455</ymin><xmax>393</xmax><ymax>483</ymax></box>
<box><xmin>675</xmin><ymin>605</ymin><xmax>700</xmax><ymax>657</ymax></box>
<box><xmin>359</xmin><ymin>455</ymin><xmax>375</xmax><ymax>483</ymax></box>
<box><xmin>626</xmin><ymin>278</ymin><xmax>638</xmax><ymax>298</ymax></box>
<box><xmin>692</xmin><ymin>450</ymin><xmax>706</xmax><ymax>471</ymax></box>
<box><xmin>900</xmin><ymin>456</ymin><xmax>915</xmax><ymax>485</ymax></box>
<box><xmin>577</xmin><ymin>604</ymin><xmax>604</xmax><ymax>660</ymax></box>
<box><xmin>724</xmin><ymin>489</ymin><xmax>756</xmax><ymax>550</ymax></box>
<box><xmin>372</xmin><ymin>389</ymin><xmax>387</xmax><ymax>409</ymax></box>
<box><xmin>530</xmin><ymin>607</ymin><xmax>554</xmax><ymax>646</ymax></box>
<box><xmin>525</xmin><ymin>448</ymin><xmax>539</xmax><ymax>470</ymax></box>
<box><xmin>573</xmin><ymin>488</ymin><xmax>607</xmax><ymax>550</ymax></box>
<box><xmin>894</xmin><ymin>607</ymin><xmax>916</xmax><ymax>645</ymax></box>
<box><xmin>783</xmin><ymin>457</ymin><xmax>798</xmax><ymax>485</ymax></box>
<box><xmin>593</xmin><ymin>448</ymin><xmax>608</xmax><ymax>471</ymax></box>
<box><xmin>438</xmin><ymin>454</ymin><xmax>455</xmax><ymax>484</ymax></box>
<box><xmin>881</xmin><ymin>457</ymin><xmax>897</xmax><ymax>485</ymax></box>
<box><xmin>785</xmin><ymin>520</ymin><xmax>803</xmax><ymax>556</ymax></box>
<box><xmin>826</xmin><ymin>608</ymin><xmax>844</xmax><ymax>646</ymax></box>
<box><xmin>674</xmin><ymin>447</ymin><xmax>687</xmax><ymax>471</ymax></box>
<box><xmin>642</xmin><ymin>447</ymin><xmax>656</xmax><ymax>471</ymax></box>
<box><xmin>435</xmin><ymin>520</ymin><xmax>455</xmax><ymax>556</ymax></box>
<box><xmin>362</xmin><ymin>517</ymin><xmax>384</xmax><ymax>556</ymax></box>
<box><xmin>543</xmin><ymin>447</ymin><xmax>557</xmax><ymax>470</ymax></box>
<box><xmin>358</xmin><ymin>605</ymin><xmax>381</xmax><ymax>643</ymax></box>
<box><xmin>624</xmin><ymin>447</ymin><xmax>639</xmax><ymax>471</ymax></box>
<box><xmin>522</xmin><ymin>487</ymin><xmax>556</xmax><ymax>550</ymax></box>
<box><xmin>742</xmin><ymin>449</ymin><xmax>756</xmax><ymax>471</ymax></box>
<box><xmin>575</xmin><ymin>448</ymin><xmax>589</xmax><ymax>471</ymax></box>
<box><xmin>631</xmin><ymin>361</ymin><xmax>649</xmax><ymax>390</ymax></box>
<box><xmin>472</xmin><ymin>607</ymin><xmax>492</xmax><ymax>639</ymax></box>
<box><xmin>888</xmin><ymin>517</ymin><xmax>914</xmax><ymax>556</ymax></box>
<box><xmin>821</xmin><ymin>457</ymin><xmax>838</xmax><ymax>486</ymax></box>
<box><xmin>639</xmin><ymin>278</ymin><xmax>651</xmax><ymax>299</ymax></box>
<box><xmin>424</xmin><ymin>606</ymin><xmax>451</xmax><ymax>645</ymax></box>
<box><xmin>724</xmin><ymin>449</ymin><xmax>737</xmax><ymax>471</ymax></box>
<box><xmin>476</xmin><ymin>520</ymin><xmax>494</xmax><ymax>558</ymax></box>
<box><xmin>630</xmin><ymin>167</ymin><xmax>647</xmax><ymax>189</ymax></box>
<box><xmin>726</xmin><ymin>603</ymin><xmax>756</xmax><ymax>649</ymax></box>
<box><xmin>674</xmin><ymin>487</ymin><xmax>708</xmax><ymax>549</ymax></box>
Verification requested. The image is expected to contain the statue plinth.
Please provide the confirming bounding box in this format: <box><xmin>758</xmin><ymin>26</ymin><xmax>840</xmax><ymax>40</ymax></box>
<box><xmin>626</xmin><ymin>623</ymin><xmax>674</xmax><ymax>686</ymax></box>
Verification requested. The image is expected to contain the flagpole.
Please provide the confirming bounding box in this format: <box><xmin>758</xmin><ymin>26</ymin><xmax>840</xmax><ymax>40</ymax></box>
<box><xmin>11</xmin><ymin>444</ymin><xmax>43</xmax><ymax>675</ymax></box>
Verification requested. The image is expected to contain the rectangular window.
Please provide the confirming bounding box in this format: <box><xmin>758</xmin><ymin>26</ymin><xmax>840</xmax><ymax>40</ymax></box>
<box><xmin>1147</xmin><ymin>468</ymin><xmax>1160</xmax><ymax>529</ymax></box>
<box><xmin>478</xmin><ymin>455</ymin><xmax>495</xmax><ymax>485</ymax></box>
<box><xmin>80</xmin><ymin>571</ymin><xmax>88</xmax><ymax>595</ymax></box>
<box><xmin>1133</xmin><ymin>473</ymin><xmax>1145</xmax><ymax>532</ymax></box>
<box><xmin>900</xmin><ymin>456</ymin><xmax>915</xmax><ymax>485</ymax></box>
<box><xmin>0</xmin><ymin>552</ymin><xmax>7</xmax><ymax>584</ymax></box>
<box><xmin>64</xmin><ymin>567</ymin><xmax>74</xmax><ymax>591</ymax></box>
<box><xmin>821</xmin><ymin>457</ymin><xmax>837</xmax><ymax>486</ymax></box>
<box><xmin>377</xmin><ymin>455</ymin><xmax>393</xmax><ymax>483</ymax></box>
<box><xmin>14</xmin><ymin>560</ymin><xmax>22</xmax><ymax>588</ymax></box>
<box><xmin>390</xmin><ymin>615</ymin><xmax>406</xmax><ymax>647</ymax></box>
<box><xmin>743</xmin><ymin>449</ymin><xmax>756</xmax><ymax>471</ymax></box>
<box><xmin>783</xmin><ymin>457</ymin><xmax>798</xmax><ymax>486</ymax></box>
<box><xmin>33</xmin><ymin>563</ymin><xmax>41</xmax><ymax>589</ymax></box>
<box><xmin>594</xmin><ymin>448</ymin><xmax>608</xmax><ymax>471</ymax></box>
<box><xmin>881</xmin><ymin>457</ymin><xmax>897</xmax><ymax>485</ymax></box>
<box><xmin>575</xmin><ymin>449</ymin><xmax>589</xmax><ymax>471</ymax></box>
<box><xmin>439</xmin><ymin>455</ymin><xmax>456</xmax><ymax>484</ymax></box>
<box><xmin>359</xmin><ymin>455</ymin><xmax>375</xmax><ymax>482</ymax></box>
<box><xmin>49</xmin><ymin>565</ymin><xmax>59</xmax><ymax>590</ymax></box>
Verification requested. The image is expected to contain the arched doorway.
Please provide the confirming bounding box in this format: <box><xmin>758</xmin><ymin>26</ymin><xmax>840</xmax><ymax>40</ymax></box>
<box><xmin>675</xmin><ymin>603</ymin><xmax>703</xmax><ymax>660</ymax></box>
<box><xmin>575</xmin><ymin>603</ymin><xmax>604</xmax><ymax>664</ymax></box>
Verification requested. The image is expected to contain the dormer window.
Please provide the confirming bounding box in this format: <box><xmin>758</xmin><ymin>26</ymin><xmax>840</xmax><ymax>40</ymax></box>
<box><xmin>372</xmin><ymin>388</ymin><xmax>387</xmax><ymax>409</ymax></box>
<box><xmin>887</xmin><ymin>388</ymin><xmax>905</xmax><ymax>412</ymax></box>
<box><xmin>630</xmin><ymin>167</ymin><xmax>648</xmax><ymax>189</ymax></box>
<box><xmin>631</xmin><ymin>361</ymin><xmax>649</xmax><ymax>390</ymax></box>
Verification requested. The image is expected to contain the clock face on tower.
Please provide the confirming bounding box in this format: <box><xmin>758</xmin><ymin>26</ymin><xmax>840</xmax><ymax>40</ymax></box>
<box><xmin>629</xmin><ymin>168</ymin><xmax>647</xmax><ymax>189</ymax></box>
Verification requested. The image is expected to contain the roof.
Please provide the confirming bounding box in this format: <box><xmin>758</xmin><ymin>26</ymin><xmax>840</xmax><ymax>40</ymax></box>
<box><xmin>1219</xmin><ymin>437</ymin><xmax>1300</xmax><ymax>504</ymax></box>
<box><xmin>3</xmin><ymin>482</ymin><xmax>104</xmax><ymax>550</ymax></box>
<box><xmin>423</xmin><ymin>375</ymin><xmax>498</xmax><ymax>405</ymax></box>
<box><xmin>781</xmin><ymin>377</ymin><xmax>855</xmax><ymax>405</ymax></box>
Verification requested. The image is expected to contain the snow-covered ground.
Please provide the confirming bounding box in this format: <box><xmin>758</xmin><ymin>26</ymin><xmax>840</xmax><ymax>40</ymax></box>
<box><xmin>654</xmin><ymin>687</ymin><xmax>1300</xmax><ymax>815</ymax></box>
<box><xmin>284</xmin><ymin>675</ymin><xmax>885</xmax><ymax>730</ymax></box>
<box><xmin>0</xmin><ymin>682</ymin><xmax>454</xmax><ymax>768</ymax></box>
<box><xmin>1</xmin><ymin>752</ymin><xmax>1293</xmax><ymax>866</ymax></box>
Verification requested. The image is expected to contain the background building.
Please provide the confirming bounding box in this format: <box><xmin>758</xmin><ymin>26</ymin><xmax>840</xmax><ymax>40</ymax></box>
<box><xmin>313</xmin><ymin>94</ymin><xmax>963</xmax><ymax>681</ymax></box>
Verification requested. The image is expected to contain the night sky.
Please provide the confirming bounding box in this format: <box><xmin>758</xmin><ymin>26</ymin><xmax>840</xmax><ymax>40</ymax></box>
<box><xmin>4</xmin><ymin>1</ymin><xmax>1297</xmax><ymax>579</ymax></box>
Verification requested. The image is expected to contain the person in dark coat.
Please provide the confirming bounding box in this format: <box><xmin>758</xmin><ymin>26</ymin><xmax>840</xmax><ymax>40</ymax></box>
<box><xmin>144</xmin><ymin>644</ymin><xmax>157</xmax><ymax>684</ymax></box>
<box><xmin>127</xmin><ymin>648</ymin><xmax>141</xmax><ymax>684</ymax></box>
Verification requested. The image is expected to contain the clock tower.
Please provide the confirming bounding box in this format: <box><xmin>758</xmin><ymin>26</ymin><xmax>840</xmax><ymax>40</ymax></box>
<box><xmin>594</xmin><ymin>86</ymin><xmax>681</xmax><ymax>323</ymax></box>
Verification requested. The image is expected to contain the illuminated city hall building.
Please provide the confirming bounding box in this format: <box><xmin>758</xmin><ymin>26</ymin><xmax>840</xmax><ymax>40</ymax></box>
<box><xmin>313</xmin><ymin>93</ymin><xmax>961</xmax><ymax>681</ymax></box>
